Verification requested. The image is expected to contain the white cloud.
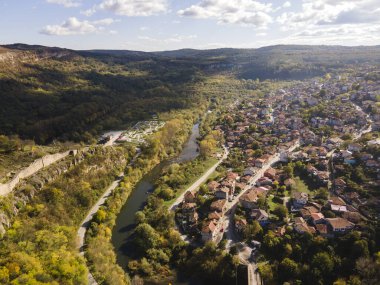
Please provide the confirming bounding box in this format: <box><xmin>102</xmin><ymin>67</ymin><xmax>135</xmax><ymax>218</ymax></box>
<box><xmin>85</xmin><ymin>0</ymin><xmax>168</xmax><ymax>17</ymax></box>
<box><xmin>81</xmin><ymin>7</ymin><xmax>97</xmax><ymax>16</ymax></box>
<box><xmin>40</xmin><ymin>17</ymin><xmax>116</xmax><ymax>36</ymax></box>
<box><xmin>46</xmin><ymin>0</ymin><xmax>81</xmax><ymax>8</ymax></box>
<box><xmin>277</xmin><ymin>0</ymin><xmax>380</xmax><ymax>30</ymax></box>
<box><xmin>282</xmin><ymin>1</ymin><xmax>291</xmax><ymax>8</ymax></box>
<box><xmin>178</xmin><ymin>0</ymin><xmax>274</xmax><ymax>28</ymax></box>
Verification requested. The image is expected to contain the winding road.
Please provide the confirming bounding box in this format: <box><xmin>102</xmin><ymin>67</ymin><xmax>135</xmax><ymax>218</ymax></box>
<box><xmin>77</xmin><ymin>177</ymin><xmax>123</xmax><ymax>285</ymax></box>
<box><xmin>169</xmin><ymin>146</ymin><xmax>229</xmax><ymax>211</ymax></box>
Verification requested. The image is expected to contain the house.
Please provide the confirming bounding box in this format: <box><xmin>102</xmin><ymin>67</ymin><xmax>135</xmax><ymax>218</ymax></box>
<box><xmin>300</xmin><ymin>205</ymin><xmax>320</xmax><ymax>220</ymax></box>
<box><xmin>316</xmin><ymin>171</ymin><xmax>329</xmax><ymax>185</ymax></box>
<box><xmin>239</xmin><ymin>189</ymin><xmax>259</xmax><ymax>209</ymax></box>
<box><xmin>326</xmin><ymin>218</ymin><xmax>354</xmax><ymax>234</ymax></box>
<box><xmin>316</xmin><ymin>224</ymin><xmax>329</xmax><ymax>238</ymax></box>
<box><xmin>348</xmin><ymin>143</ymin><xmax>362</xmax><ymax>152</ymax></box>
<box><xmin>366</xmin><ymin>160</ymin><xmax>379</xmax><ymax>168</ymax></box>
<box><xmin>184</xmin><ymin>191</ymin><xmax>196</xmax><ymax>203</ymax></box>
<box><xmin>226</xmin><ymin>172</ymin><xmax>239</xmax><ymax>181</ymax></box>
<box><xmin>243</xmin><ymin>167</ymin><xmax>256</xmax><ymax>176</ymax></box>
<box><xmin>368</xmin><ymin>138</ymin><xmax>380</xmax><ymax>146</ymax></box>
<box><xmin>344</xmin><ymin>156</ymin><xmax>357</xmax><ymax>165</ymax></box>
<box><xmin>210</xmin><ymin>199</ymin><xmax>227</xmax><ymax>213</ymax></box>
<box><xmin>240</xmin><ymin>175</ymin><xmax>251</xmax><ymax>184</ymax></box>
<box><xmin>264</xmin><ymin>168</ymin><xmax>277</xmax><ymax>180</ymax></box>
<box><xmin>256</xmin><ymin>176</ymin><xmax>273</xmax><ymax>186</ymax></box>
<box><xmin>208</xmin><ymin>181</ymin><xmax>220</xmax><ymax>192</ymax></box>
<box><xmin>201</xmin><ymin>221</ymin><xmax>217</xmax><ymax>242</ymax></box>
<box><xmin>254</xmin><ymin>158</ymin><xmax>266</xmax><ymax>168</ymax></box>
<box><xmin>342</xmin><ymin>211</ymin><xmax>362</xmax><ymax>224</ymax></box>
<box><xmin>292</xmin><ymin>192</ymin><xmax>309</xmax><ymax>209</ymax></box>
<box><xmin>294</xmin><ymin>217</ymin><xmax>316</xmax><ymax>234</ymax></box>
<box><xmin>338</xmin><ymin>150</ymin><xmax>352</xmax><ymax>159</ymax></box>
<box><xmin>344</xmin><ymin>192</ymin><xmax>360</xmax><ymax>204</ymax></box>
<box><xmin>208</xmin><ymin>211</ymin><xmax>222</xmax><ymax>221</ymax></box>
<box><xmin>331</xmin><ymin>204</ymin><xmax>347</xmax><ymax>213</ymax></box>
<box><xmin>182</xmin><ymin>202</ymin><xmax>197</xmax><ymax>213</ymax></box>
<box><xmin>310</xmin><ymin>213</ymin><xmax>325</xmax><ymax>225</ymax></box>
<box><xmin>333</xmin><ymin>178</ymin><xmax>346</xmax><ymax>193</ymax></box>
<box><xmin>187</xmin><ymin>211</ymin><xmax>199</xmax><ymax>223</ymax></box>
<box><xmin>250</xmin><ymin>209</ymin><xmax>269</xmax><ymax>226</ymax></box>
<box><xmin>235</xmin><ymin>217</ymin><xmax>248</xmax><ymax>233</ymax></box>
<box><xmin>326</xmin><ymin>137</ymin><xmax>344</xmax><ymax>147</ymax></box>
<box><xmin>329</xmin><ymin>196</ymin><xmax>346</xmax><ymax>206</ymax></box>
<box><xmin>215</xmin><ymin>187</ymin><xmax>229</xmax><ymax>200</ymax></box>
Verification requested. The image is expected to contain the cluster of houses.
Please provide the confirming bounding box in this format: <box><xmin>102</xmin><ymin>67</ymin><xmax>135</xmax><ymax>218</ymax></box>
<box><xmin>176</xmin><ymin>171</ymin><xmax>242</xmax><ymax>243</ymax></box>
<box><xmin>331</xmin><ymin>140</ymin><xmax>380</xmax><ymax>219</ymax></box>
<box><xmin>176</xmin><ymin>68</ymin><xmax>380</xmax><ymax>245</ymax></box>
<box><xmin>291</xmin><ymin>193</ymin><xmax>357</xmax><ymax>237</ymax></box>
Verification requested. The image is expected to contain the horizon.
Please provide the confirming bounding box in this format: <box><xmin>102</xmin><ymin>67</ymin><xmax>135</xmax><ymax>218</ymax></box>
<box><xmin>3</xmin><ymin>42</ymin><xmax>380</xmax><ymax>53</ymax></box>
<box><xmin>1</xmin><ymin>0</ymin><xmax>379</xmax><ymax>51</ymax></box>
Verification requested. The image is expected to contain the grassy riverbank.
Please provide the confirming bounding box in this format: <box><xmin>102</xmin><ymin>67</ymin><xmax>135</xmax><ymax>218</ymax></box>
<box><xmin>163</xmin><ymin>157</ymin><xmax>219</xmax><ymax>207</ymax></box>
<box><xmin>84</xmin><ymin>106</ymin><xmax>206</xmax><ymax>285</ymax></box>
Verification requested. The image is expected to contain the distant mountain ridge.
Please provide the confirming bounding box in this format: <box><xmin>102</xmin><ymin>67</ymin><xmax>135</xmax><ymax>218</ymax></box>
<box><xmin>1</xmin><ymin>42</ymin><xmax>380</xmax><ymax>143</ymax></box>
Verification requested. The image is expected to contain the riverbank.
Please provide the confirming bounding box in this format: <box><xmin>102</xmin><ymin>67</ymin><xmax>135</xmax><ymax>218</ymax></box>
<box><xmin>84</xmin><ymin>107</ymin><xmax>205</xmax><ymax>284</ymax></box>
<box><xmin>111</xmin><ymin>122</ymin><xmax>201</xmax><ymax>271</ymax></box>
<box><xmin>168</xmin><ymin>146</ymin><xmax>228</xmax><ymax>210</ymax></box>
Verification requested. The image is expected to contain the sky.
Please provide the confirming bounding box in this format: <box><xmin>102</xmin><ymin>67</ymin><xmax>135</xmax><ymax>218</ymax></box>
<box><xmin>0</xmin><ymin>0</ymin><xmax>379</xmax><ymax>51</ymax></box>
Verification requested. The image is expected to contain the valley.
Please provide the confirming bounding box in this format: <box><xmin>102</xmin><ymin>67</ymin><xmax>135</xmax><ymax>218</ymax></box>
<box><xmin>0</xmin><ymin>44</ymin><xmax>379</xmax><ymax>285</ymax></box>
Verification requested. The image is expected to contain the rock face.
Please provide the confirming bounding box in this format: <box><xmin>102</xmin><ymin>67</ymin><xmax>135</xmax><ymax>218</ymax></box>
<box><xmin>0</xmin><ymin>150</ymin><xmax>76</xmax><ymax>196</ymax></box>
<box><xmin>0</xmin><ymin>45</ymin><xmax>77</xmax><ymax>66</ymax></box>
<box><xmin>0</xmin><ymin>150</ymin><xmax>87</xmax><ymax>237</ymax></box>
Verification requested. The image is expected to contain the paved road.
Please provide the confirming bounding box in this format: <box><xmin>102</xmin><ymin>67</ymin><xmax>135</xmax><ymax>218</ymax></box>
<box><xmin>222</xmin><ymin>140</ymin><xmax>300</xmax><ymax>285</ymax></box>
<box><xmin>169</xmin><ymin>146</ymin><xmax>229</xmax><ymax>211</ymax></box>
<box><xmin>77</xmin><ymin>177</ymin><xmax>123</xmax><ymax>285</ymax></box>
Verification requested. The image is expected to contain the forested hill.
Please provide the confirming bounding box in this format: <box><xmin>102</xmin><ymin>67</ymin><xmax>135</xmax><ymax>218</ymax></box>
<box><xmin>1</xmin><ymin>44</ymin><xmax>380</xmax><ymax>144</ymax></box>
<box><xmin>0</xmin><ymin>44</ymin><xmax>203</xmax><ymax>143</ymax></box>
<box><xmin>90</xmin><ymin>45</ymin><xmax>380</xmax><ymax>79</ymax></box>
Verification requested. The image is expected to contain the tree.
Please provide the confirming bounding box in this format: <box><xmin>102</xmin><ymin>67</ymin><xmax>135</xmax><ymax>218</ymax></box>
<box><xmin>133</xmin><ymin>223</ymin><xmax>161</xmax><ymax>253</ymax></box>
<box><xmin>283</xmin><ymin>165</ymin><xmax>294</xmax><ymax>178</ymax></box>
<box><xmin>315</xmin><ymin>187</ymin><xmax>329</xmax><ymax>201</ymax></box>
<box><xmin>243</xmin><ymin>221</ymin><xmax>263</xmax><ymax>240</ymax></box>
<box><xmin>311</xmin><ymin>252</ymin><xmax>334</xmax><ymax>274</ymax></box>
<box><xmin>258</xmin><ymin>263</ymin><xmax>274</xmax><ymax>283</ymax></box>
<box><xmin>352</xmin><ymin>240</ymin><xmax>369</xmax><ymax>259</ymax></box>
<box><xmin>273</xmin><ymin>205</ymin><xmax>288</xmax><ymax>220</ymax></box>
<box><xmin>94</xmin><ymin>209</ymin><xmax>107</xmax><ymax>223</ymax></box>
<box><xmin>279</xmin><ymin>258</ymin><xmax>299</xmax><ymax>281</ymax></box>
<box><xmin>135</xmin><ymin>211</ymin><xmax>146</xmax><ymax>224</ymax></box>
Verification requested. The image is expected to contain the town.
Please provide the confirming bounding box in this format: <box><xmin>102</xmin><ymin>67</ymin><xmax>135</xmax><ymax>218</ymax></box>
<box><xmin>174</xmin><ymin>69</ymin><xmax>380</xmax><ymax>282</ymax></box>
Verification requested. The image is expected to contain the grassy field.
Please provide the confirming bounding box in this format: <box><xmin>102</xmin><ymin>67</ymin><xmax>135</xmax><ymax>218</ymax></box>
<box><xmin>164</xmin><ymin>157</ymin><xmax>219</xmax><ymax>207</ymax></box>
<box><xmin>292</xmin><ymin>176</ymin><xmax>312</xmax><ymax>195</ymax></box>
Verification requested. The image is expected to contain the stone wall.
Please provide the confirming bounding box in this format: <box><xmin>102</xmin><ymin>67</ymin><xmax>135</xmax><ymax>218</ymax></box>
<box><xmin>0</xmin><ymin>150</ymin><xmax>75</xmax><ymax>196</ymax></box>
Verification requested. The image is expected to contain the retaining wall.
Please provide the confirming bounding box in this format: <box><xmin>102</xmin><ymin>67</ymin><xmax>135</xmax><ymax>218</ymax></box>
<box><xmin>0</xmin><ymin>150</ymin><xmax>75</xmax><ymax>196</ymax></box>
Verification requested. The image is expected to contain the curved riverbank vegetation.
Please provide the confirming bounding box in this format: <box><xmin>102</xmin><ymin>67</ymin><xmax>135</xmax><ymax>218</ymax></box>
<box><xmin>85</xmin><ymin>106</ymin><xmax>206</xmax><ymax>285</ymax></box>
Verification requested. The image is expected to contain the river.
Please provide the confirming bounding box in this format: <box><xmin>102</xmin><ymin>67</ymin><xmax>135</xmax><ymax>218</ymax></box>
<box><xmin>111</xmin><ymin>123</ymin><xmax>200</xmax><ymax>272</ymax></box>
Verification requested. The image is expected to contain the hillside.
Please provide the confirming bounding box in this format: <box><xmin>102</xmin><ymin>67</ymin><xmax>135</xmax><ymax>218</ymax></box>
<box><xmin>1</xmin><ymin>44</ymin><xmax>380</xmax><ymax>143</ymax></box>
<box><xmin>0</xmin><ymin>44</ymin><xmax>202</xmax><ymax>143</ymax></box>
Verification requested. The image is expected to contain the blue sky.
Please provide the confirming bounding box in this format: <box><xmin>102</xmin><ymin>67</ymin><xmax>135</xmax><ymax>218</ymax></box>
<box><xmin>1</xmin><ymin>0</ymin><xmax>379</xmax><ymax>51</ymax></box>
